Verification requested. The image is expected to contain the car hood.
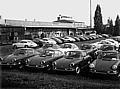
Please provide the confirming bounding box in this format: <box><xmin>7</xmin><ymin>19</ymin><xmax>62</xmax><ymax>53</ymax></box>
<box><xmin>44</xmin><ymin>55</ymin><xmax>64</xmax><ymax>63</ymax></box>
<box><xmin>95</xmin><ymin>58</ymin><xmax>118</xmax><ymax>71</ymax></box>
<box><xmin>2</xmin><ymin>54</ymin><xmax>28</xmax><ymax>63</ymax></box>
<box><xmin>28</xmin><ymin>55</ymin><xmax>52</xmax><ymax>66</ymax></box>
<box><xmin>55</xmin><ymin>57</ymin><xmax>78</xmax><ymax>68</ymax></box>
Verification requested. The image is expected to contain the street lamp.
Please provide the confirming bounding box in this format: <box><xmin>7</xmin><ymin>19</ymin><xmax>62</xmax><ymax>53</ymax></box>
<box><xmin>90</xmin><ymin>0</ymin><xmax>92</xmax><ymax>28</ymax></box>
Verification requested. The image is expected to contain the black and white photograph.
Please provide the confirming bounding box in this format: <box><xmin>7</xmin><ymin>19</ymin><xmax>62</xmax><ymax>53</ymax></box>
<box><xmin>0</xmin><ymin>0</ymin><xmax>120</xmax><ymax>89</ymax></box>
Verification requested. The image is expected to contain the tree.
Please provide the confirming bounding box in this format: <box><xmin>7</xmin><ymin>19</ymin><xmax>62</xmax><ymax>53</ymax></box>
<box><xmin>94</xmin><ymin>4</ymin><xmax>104</xmax><ymax>34</ymax></box>
<box><xmin>107</xmin><ymin>18</ymin><xmax>114</xmax><ymax>35</ymax></box>
<box><xmin>114</xmin><ymin>15</ymin><xmax>120</xmax><ymax>36</ymax></box>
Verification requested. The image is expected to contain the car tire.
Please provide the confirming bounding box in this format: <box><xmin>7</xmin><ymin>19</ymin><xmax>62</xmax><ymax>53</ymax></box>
<box><xmin>24</xmin><ymin>45</ymin><xmax>28</xmax><ymax>48</ymax></box>
<box><xmin>52</xmin><ymin>63</ymin><xmax>56</xmax><ymax>70</ymax></box>
<box><xmin>75</xmin><ymin>66</ymin><xmax>81</xmax><ymax>74</ymax></box>
<box><xmin>117</xmin><ymin>73</ymin><xmax>120</xmax><ymax>78</ymax></box>
<box><xmin>13</xmin><ymin>45</ymin><xmax>17</xmax><ymax>49</ymax></box>
<box><xmin>47</xmin><ymin>66</ymin><xmax>52</xmax><ymax>71</ymax></box>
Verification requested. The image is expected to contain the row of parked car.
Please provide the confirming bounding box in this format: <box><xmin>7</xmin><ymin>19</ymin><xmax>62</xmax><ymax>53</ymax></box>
<box><xmin>0</xmin><ymin>43</ymin><xmax>95</xmax><ymax>74</ymax></box>
<box><xmin>12</xmin><ymin>34</ymin><xmax>109</xmax><ymax>49</ymax></box>
<box><xmin>1</xmin><ymin>34</ymin><xmax>120</xmax><ymax>79</ymax></box>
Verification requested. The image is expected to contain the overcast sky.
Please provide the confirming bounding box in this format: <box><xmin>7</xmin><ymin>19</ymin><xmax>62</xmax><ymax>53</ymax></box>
<box><xmin>0</xmin><ymin>0</ymin><xmax>119</xmax><ymax>26</ymax></box>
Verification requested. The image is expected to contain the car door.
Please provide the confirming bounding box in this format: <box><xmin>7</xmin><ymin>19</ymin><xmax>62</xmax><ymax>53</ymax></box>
<box><xmin>20</xmin><ymin>41</ymin><xmax>27</xmax><ymax>47</ymax></box>
<box><xmin>16</xmin><ymin>41</ymin><xmax>23</xmax><ymax>47</ymax></box>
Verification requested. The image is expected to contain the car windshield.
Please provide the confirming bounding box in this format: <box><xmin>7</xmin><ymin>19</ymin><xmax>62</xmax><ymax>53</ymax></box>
<box><xmin>64</xmin><ymin>37</ymin><xmax>69</xmax><ymax>39</ymax></box>
<box><xmin>43</xmin><ymin>39</ymin><xmax>48</xmax><ymax>41</ymax></box>
<box><xmin>13</xmin><ymin>49</ymin><xmax>34</xmax><ymax>55</ymax></box>
<box><xmin>28</xmin><ymin>41</ymin><xmax>34</xmax><ymax>43</ymax></box>
<box><xmin>61</xmin><ymin>44</ymin><xmax>72</xmax><ymax>48</ymax></box>
<box><xmin>13</xmin><ymin>49</ymin><xmax>27</xmax><ymax>55</ymax></box>
<box><xmin>80</xmin><ymin>44</ymin><xmax>92</xmax><ymax>50</ymax></box>
<box><xmin>41</xmin><ymin>50</ymin><xmax>55</xmax><ymax>57</ymax></box>
<box><xmin>43</xmin><ymin>43</ymin><xmax>53</xmax><ymax>48</ymax></box>
<box><xmin>99</xmin><ymin>52</ymin><xmax>118</xmax><ymax>60</ymax></box>
<box><xmin>65</xmin><ymin>51</ymin><xmax>81</xmax><ymax>58</ymax></box>
<box><xmin>99</xmin><ymin>45</ymin><xmax>115</xmax><ymax>51</ymax></box>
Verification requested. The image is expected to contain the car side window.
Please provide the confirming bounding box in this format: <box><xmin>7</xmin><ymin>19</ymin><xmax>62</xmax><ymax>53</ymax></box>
<box><xmin>53</xmin><ymin>51</ymin><xmax>62</xmax><ymax>57</ymax></box>
<box><xmin>20</xmin><ymin>41</ymin><xmax>27</xmax><ymax>43</ymax></box>
<box><xmin>27</xmin><ymin>49</ymin><xmax>33</xmax><ymax>55</ymax></box>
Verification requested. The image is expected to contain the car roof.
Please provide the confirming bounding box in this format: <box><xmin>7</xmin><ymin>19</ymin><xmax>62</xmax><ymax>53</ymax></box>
<box><xmin>67</xmin><ymin>49</ymin><xmax>85</xmax><ymax>52</ymax></box>
<box><xmin>18</xmin><ymin>48</ymin><xmax>34</xmax><ymax>50</ymax></box>
<box><xmin>101</xmin><ymin>50</ymin><xmax>118</xmax><ymax>53</ymax></box>
<box><xmin>20</xmin><ymin>40</ymin><xmax>32</xmax><ymax>41</ymax></box>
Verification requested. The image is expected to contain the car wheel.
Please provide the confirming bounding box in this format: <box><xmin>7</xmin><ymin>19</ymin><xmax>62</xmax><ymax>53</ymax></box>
<box><xmin>52</xmin><ymin>63</ymin><xmax>56</xmax><ymax>70</ymax></box>
<box><xmin>112</xmin><ymin>71</ymin><xmax>120</xmax><ymax>80</ymax></box>
<box><xmin>13</xmin><ymin>45</ymin><xmax>17</xmax><ymax>49</ymax></box>
<box><xmin>25</xmin><ymin>45</ymin><xmax>28</xmax><ymax>48</ymax></box>
<box><xmin>47</xmin><ymin>66</ymin><xmax>52</xmax><ymax>71</ymax></box>
<box><xmin>75</xmin><ymin>66</ymin><xmax>81</xmax><ymax>74</ymax></box>
<box><xmin>116</xmin><ymin>70</ymin><xmax>120</xmax><ymax>78</ymax></box>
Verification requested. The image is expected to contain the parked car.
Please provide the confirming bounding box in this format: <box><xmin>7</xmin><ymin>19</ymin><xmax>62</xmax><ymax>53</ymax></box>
<box><xmin>0</xmin><ymin>48</ymin><xmax>40</xmax><ymax>68</ymax></box>
<box><xmin>86</xmin><ymin>36</ymin><xmax>93</xmax><ymax>40</ymax></box>
<box><xmin>39</xmin><ymin>50</ymin><xmax>64</xmax><ymax>70</ymax></box>
<box><xmin>25</xmin><ymin>49</ymin><xmax>64</xmax><ymax>70</ymax></box>
<box><xmin>58</xmin><ymin>43</ymin><xmax>79</xmax><ymax>54</ymax></box>
<box><xmin>55</xmin><ymin>37</ymin><xmax>66</xmax><ymax>43</ymax></box>
<box><xmin>78</xmin><ymin>36</ymin><xmax>86</xmax><ymax>41</ymax></box>
<box><xmin>32</xmin><ymin>38</ymin><xmax>45</xmax><ymax>47</ymax></box>
<box><xmin>51</xmin><ymin>37</ymin><xmax>63</xmax><ymax>44</ymax></box>
<box><xmin>12</xmin><ymin>40</ymin><xmax>38</xmax><ymax>48</ymax></box>
<box><xmin>83</xmin><ymin>36</ymin><xmax>90</xmax><ymax>41</ymax></box>
<box><xmin>94</xmin><ymin>44</ymin><xmax>118</xmax><ymax>59</ymax></box>
<box><xmin>42</xmin><ymin>38</ymin><xmax>57</xmax><ymax>44</ymax></box>
<box><xmin>72</xmin><ymin>36</ymin><xmax>81</xmax><ymax>42</ymax></box>
<box><xmin>105</xmin><ymin>39</ymin><xmax>119</xmax><ymax>48</ymax></box>
<box><xmin>63</xmin><ymin>36</ymin><xmax>76</xmax><ymax>42</ymax></box>
<box><xmin>98</xmin><ymin>44</ymin><xmax>117</xmax><ymax>51</ymax></box>
<box><xmin>91</xmin><ymin>40</ymin><xmax>115</xmax><ymax>49</ymax></box>
<box><xmin>80</xmin><ymin>43</ymin><xmax>94</xmax><ymax>51</ymax></box>
<box><xmin>97</xmin><ymin>34</ymin><xmax>103</xmax><ymax>38</ymax></box>
<box><xmin>36</xmin><ymin>43</ymin><xmax>61</xmax><ymax>53</ymax></box>
<box><xmin>101</xmin><ymin>34</ymin><xmax>110</xmax><ymax>38</ymax></box>
<box><xmin>89</xmin><ymin>51</ymin><xmax>120</xmax><ymax>78</ymax></box>
<box><xmin>52</xmin><ymin>50</ymin><xmax>92</xmax><ymax>74</ymax></box>
<box><xmin>60</xmin><ymin>43</ymin><xmax>79</xmax><ymax>50</ymax></box>
<box><xmin>80</xmin><ymin>43</ymin><xmax>98</xmax><ymax>62</ymax></box>
<box><xmin>111</xmin><ymin>36</ymin><xmax>120</xmax><ymax>42</ymax></box>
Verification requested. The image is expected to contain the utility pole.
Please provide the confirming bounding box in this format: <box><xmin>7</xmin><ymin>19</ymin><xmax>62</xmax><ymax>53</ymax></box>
<box><xmin>90</xmin><ymin>0</ymin><xmax>92</xmax><ymax>28</ymax></box>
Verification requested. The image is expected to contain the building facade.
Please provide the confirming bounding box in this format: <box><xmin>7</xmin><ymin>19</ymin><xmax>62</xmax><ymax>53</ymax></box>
<box><xmin>0</xmin><ymin>16</ymin><xmax>92</xmax><ymax>44</ymax></box>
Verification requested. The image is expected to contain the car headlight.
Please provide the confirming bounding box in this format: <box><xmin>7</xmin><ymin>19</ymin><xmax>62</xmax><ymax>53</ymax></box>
<box><xmin>89</xmin><ymin>63</ymin><xmax>95</xmax><ymax>68</ymax></box>
<box><xmin>112</xmin><ymin>65</ymin><xmax>117</xmax><ymax>70</ymax></box>
<box><xmin>26</xmin><ymin>58</ymin><xmax>30</xmax><ymax>63</ymax></box>
<box><xmin>14</xmin><ymin>58</ymin><xmax>17</xmax><ymax>61</ymax></box>
<box><xmin>52</xmin><ymin>62</ymin><xmax>56</xmax><ymax>66</ymax></box>
<box><xmin>70</xmin><ymin>63</ymin><xmax>75</xmax><ymax>67</ymax></box>
<box><xmin>41</xmin><ymin>61</ymin><xmax>45</xmax><ymax>64</ymax></box>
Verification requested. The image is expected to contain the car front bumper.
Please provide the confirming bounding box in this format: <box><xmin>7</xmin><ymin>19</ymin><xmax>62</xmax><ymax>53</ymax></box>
<box><xmin>90</xmin><ymin>69</ymin><xmax>118</xmax><ymax>75</ymax></box>
<box><xmin>0</xmin><ymin>62</ymin><xmax>21</xmax><ymax>66</ymax></box>
<box><xmin>26</xmin><ymin>64</ymin><xmax>48</xmax><ymax>69</ymax></box>
<box><xmin>53</xmin><ymin>67</ymin><xmax>75</xmax><ymax>72</ymax></box>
